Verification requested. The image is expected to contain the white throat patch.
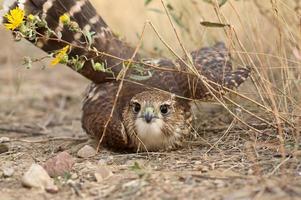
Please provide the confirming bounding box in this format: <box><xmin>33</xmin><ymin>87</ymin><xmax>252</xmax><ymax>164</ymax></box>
<box><xmin>134</xmin><ymin>118</ymin><xmax>168</xmax><ymax>150</ymax></box>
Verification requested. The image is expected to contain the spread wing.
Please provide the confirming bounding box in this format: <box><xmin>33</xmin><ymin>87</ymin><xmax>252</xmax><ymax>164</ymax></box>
<box><xmin>1</xmin><ymin>0</ymin><xmax>250</xmax><ymax>100</ymax></box>
<box><xmin>1</xmin><ymin>0</ymin><xmax>137</xmax><ymax>83</ymax></box>
<box><xmin>135</xmin><ymin>42</ymin><xmax>250</xmax><ymax>99</ymax></box>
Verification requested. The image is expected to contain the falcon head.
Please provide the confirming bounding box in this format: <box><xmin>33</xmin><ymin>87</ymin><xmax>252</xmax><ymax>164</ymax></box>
<box><xmin>123</xmin><ymin>91</ymin><xmax>190</xmax><ymax>151</ymax></box>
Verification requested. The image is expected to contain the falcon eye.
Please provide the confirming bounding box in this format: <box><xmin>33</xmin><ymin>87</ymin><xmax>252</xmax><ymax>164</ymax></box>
<box><xmin>132</xmin><ymin>102</ymin><xmax>141</xmax><ymax>113</ymax></box>
<box><xmin>160</xmin><ymin>104</ymin><xmax>169</xmax><ymax>115</ymax></box>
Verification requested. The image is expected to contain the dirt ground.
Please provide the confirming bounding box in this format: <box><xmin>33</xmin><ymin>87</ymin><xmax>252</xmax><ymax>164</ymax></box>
<box><xmin>0</xmin><ymin>27</ymin><xmax>301</xmax><ymax>200</ymax></box>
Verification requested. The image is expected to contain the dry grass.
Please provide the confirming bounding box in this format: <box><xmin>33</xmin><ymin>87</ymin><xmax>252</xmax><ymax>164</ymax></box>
<box><xmin>91</xmin><ymin>0</ymin><xmax>301</xmax><ymax>155</ymax></box>
<box><xmin>90</xmin><ymin>0</ymin><xmax>301</xmax><ymax>181</ymax></box>
<box><xmin>91</xmin><ymin>0</ymin><xmax>301</xmax><ymax>122</ymax></box>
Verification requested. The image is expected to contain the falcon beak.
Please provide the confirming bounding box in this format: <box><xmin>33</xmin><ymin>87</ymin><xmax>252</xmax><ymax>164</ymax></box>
<box><xmin>143</xmin><ymin>107</ymin><xmax>155</xmax><ymax>124</ymax></box>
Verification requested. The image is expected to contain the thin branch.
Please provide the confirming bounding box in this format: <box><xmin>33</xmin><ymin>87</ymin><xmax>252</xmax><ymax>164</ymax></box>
<box><xmin>96</xmin><ymin>22</ymin><xmax>148</xmax><ymax>152</ymax></box>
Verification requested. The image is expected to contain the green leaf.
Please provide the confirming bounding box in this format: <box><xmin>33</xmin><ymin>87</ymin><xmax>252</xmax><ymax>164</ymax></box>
<box><xmin>84</xmin><ymin>31</ymin><xmax>96</xmax><ymax>48</ymax></box>
<box><xmin>129</xmin><ymin>162</ymin><xmax>142</xmax><ymax>170</ymax></box>
<box><xmin>144</xmin><ymin>0</ymin><xmax>153</xmax><ymax>6</ymax></box>
<box><xmin>129</xmin><ymin>161</ymin><xmax>147</xmax><ymax>178</ymax></box>
<box><xmin>70</xmin><ymin>56</ymin><xmax>85</xmax><ymax>71</ymax></box>
<box><xmin>200</xmin><ymin>21</ymin><xmax>230</xmax><ymax>28</ymax></box>
<box><xmin>91</xmin><ymin>59</ymin><xmax>106</xmax><ymax>72</ymax></box>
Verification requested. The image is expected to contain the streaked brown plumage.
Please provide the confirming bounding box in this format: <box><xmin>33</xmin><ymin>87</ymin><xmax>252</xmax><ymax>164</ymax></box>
<box><xmin>82</xmin><ymin>85</ymin><xmax>191</xmax><ymax>151</ymax></box>
<box><xmin>2</xmin><ymin>0</ymin><xmax>250</xmax><ymax>152</ymax></box>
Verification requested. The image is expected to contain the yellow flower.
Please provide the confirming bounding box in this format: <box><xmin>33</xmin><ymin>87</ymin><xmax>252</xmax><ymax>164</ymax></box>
<box><xmin>51</xmin><ymin>45</ymin><xmax>70</xmax><ymax>66</ymax></box>
<box><xmin>59</xmin><ymin>13</ymin><xmax>70</xmax><ymax>25</ymax></box>
<box><xmin>4</xmin><ymin>7</ymin><xmax>25</xmax><ymax>30</ymax></box>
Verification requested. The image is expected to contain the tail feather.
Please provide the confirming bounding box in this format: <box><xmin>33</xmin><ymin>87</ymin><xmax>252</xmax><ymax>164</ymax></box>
<box><xmin>1</xmin><ymin>0</ymin><xmax>135</xmax><ymax>83</ymax></box>
<box><xmin>24</xmin><ymin>0</ymin><xmax>109</xmax><ymax>49</ymax></box>
<box><xmin>224</xmin><ymin>68</ymin><xmax>250</xmax><ymax>89</ymax></box>
<box><xmin>177</xmin><ymin>42</ymin><xmax>250</xmax><ymax>98</ymax></box>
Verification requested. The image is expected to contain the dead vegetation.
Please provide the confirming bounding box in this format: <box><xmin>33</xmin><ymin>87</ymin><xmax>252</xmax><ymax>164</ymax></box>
<box><xmin>0</xmin><ymin>0</ymin><xmax>301</xmax><ymax>199</ymax></box>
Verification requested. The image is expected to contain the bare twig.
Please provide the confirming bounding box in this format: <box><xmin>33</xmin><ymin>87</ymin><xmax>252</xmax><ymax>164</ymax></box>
<box><xmin>11</xmin><ymin>137</ymin><xmax>88</xmax><ymax>143</ymax></box>
<box><xmin>96</xmin><ymin>22</ymin><xmax>148</xmax><ymax>152</ymax></box>
<box><xmin>0</xmin><ymin>126</ymin><xmax>46</xmax><ymax>136</ymax></box>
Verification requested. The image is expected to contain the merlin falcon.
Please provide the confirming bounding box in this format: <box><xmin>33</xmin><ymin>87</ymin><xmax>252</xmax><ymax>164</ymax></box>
<box><xmin>1</xmin><ymin>0</ymin><xmax>250</xmax><ymax>151</ymax></box>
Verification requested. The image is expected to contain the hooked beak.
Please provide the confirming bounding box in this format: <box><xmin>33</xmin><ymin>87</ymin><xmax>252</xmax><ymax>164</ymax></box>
<box><xmin>143</xmin><ymin>107</ymin><xmax>155</xmax><ymax>123</ymax></box>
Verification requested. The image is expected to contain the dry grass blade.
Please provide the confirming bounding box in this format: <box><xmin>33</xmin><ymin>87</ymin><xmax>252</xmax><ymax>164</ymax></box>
<box><xmin>96</xmin><ymin>22</ymin><xmax>148</xmax><ymax>152</ymax></box>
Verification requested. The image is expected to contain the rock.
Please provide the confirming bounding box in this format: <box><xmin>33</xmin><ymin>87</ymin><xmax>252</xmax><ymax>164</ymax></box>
<box><xmin>43</xmin><ymin>151</ymin><xmax>75</xmax><ymax>177</ymax></box>
<box><xmin>98</xmin><ymin>156</ymin><xmax>114</xmax><ymax>165</ymax></box>
<box><xmin>77</xmin><ymin>145</ymin><xmax>96</xmax><ymax>158</ymax></box>
<box><xmin>94</xmin><ymin>166</ymin><xmax>113</xmax><ymax>182</ymax></box>
<box><xmin>3</xmin><ymin>167</ymin><xmax>14</xmax><ymax>177</ymax></box>
<box><xmin>22</xmin><ymin>164</ymin><xmax>58</xmax><ymax>193</ymax></box>
<box><xmin>71</xmin><ymin>173</ymin><xmax>78</xmax><ymax>180</ymax></box>
<box><xmin>122</xmin><ymin>180</ymin><xmax>148</xmax><ymax>190</ymax></box>
<box><xmin>0</xmin><ymin>143</ymin><xmax>9</xmax><ymax>154</ymax></box>
<box><xmin>67</xmin><ymin>180</ymin><xmax>83</xmax><ymax>197</ymax></box>
<box><xmin>0</xmin><ymin>137</ymin><xmax>10</xmax><ymax>143</ymax></box>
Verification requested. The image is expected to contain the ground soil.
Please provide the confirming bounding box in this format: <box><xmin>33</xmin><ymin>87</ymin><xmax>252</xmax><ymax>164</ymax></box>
<box><xmin>0</xmin><ymin>31</ymin><xmax>301</xmax><ymax>200</ymax></box>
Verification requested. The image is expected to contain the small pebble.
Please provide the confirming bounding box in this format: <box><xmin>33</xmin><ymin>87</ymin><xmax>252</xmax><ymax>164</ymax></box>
<box><xmin>3</xmin><ymin>167</ymin><xmax>14</xmax><ymax>177</ymax></box>
<box><xmin>0</xmin><ymin>137</ymin><xmax>10</xmax><ymax>143</ymax></box>
<box><xmin>196</xmin><ymin>165</ymin><xmax>209</xmax><ymax>172</ymax></box>
<box><xmin>98</xmin><ymin>156</ymin><xmax>114</xmax><ymax>165</ymax></box>
<box><xmin>71</xmin><ymin>173</ymin><xmax>78</xmax><ymax>180</ymax></box>
<box><xmin>94</xmin><ymin>166</ymin><xmax>113</xmax><ymax>182</ymax></box>
<box><xmin>22</xmin><ymin>164</ymin><xmax>58</xmax><ymax>193</ymax></box>
<box><xmin>77</xmin><ymin>145</ymin><xmax>96</xmax><ymax>158</ymax></box>
<box><xmin>0</xmin><ymin>143</ymin><xmax>9</xmax><ymax>154</ymax></box>
<box><xmin>122</xmin><ymin>180</ymin><xmax>147</xmax><ymax>190</ymax></box>
<box><xmin>43</xmin><ymin>151</ymin><xmax>75</xmax><ymax>177</ymax></box>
